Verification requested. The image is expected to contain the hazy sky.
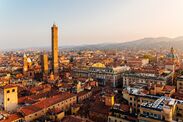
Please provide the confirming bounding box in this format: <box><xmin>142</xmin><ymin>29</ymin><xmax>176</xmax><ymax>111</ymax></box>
<box><xmin>1</xmin><ymin>0</ymin><xmax>183</xmax><ymax>49</ymax></box>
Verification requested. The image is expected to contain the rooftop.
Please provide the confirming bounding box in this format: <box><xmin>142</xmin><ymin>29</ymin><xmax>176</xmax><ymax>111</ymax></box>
<box><xmin>77</xmin><ymin>90</ymin><xmax>92</xmax><ymax>97</ymax></box>
<box><xmin>62</xmin><ymin>115</ymin><xmax>93</xmax><ymax>122</ymax></box>
<box><xmin>0</xmin><ymin>114</ymin><xmax>22</xmax><ymax>122</ymax></box>
<box><xmin>123</xmin><ymin>71</ymin><xmax>171</xmax><ymax>81</ymax></box>
<box><xmin>89</xmin><ymin>101</ymin><xmax>111</xmax><ymax>115</ymax></box>
<box><xmin>177</xmin><ymin>75</ymin><xmax>183</xmax><ymax>81</ymax></box>
<box><xmin>0</xmin><ymin>84</ymin><xmax>17</xmax><ymax>89</ymax></box>
<box><xmin>19</xmin><ymin>92</ymin><xmax>76</xmax><ymax>116</ymax></box>
<box><xmin>141</xmin><ymin>97</ymin><xmax>181</xmax><ymax>111</ymax></box>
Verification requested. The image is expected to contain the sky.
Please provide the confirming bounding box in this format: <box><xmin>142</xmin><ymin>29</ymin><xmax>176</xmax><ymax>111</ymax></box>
<box><xmin>0</xmin><ymin>0</ymin><xmax>183</xmax><ymax>49</ymax></box>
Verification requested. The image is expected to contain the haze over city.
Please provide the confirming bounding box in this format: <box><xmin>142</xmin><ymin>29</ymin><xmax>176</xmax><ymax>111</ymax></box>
<box><xmin>1</xmin><ymin>0</ymin><xmax>183</xmax><ymax>122</ymax></box>
<box><xmin>1</xmin><ymin>0</ymin><xmax>183</xmax><ymax>49</ymax></box>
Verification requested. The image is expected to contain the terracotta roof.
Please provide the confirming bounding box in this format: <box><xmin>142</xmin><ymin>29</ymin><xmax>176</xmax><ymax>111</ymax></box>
<box><xmin>0</xmin><ymin>114</ymin><xmax>22</xmax><ymax>122</ymax></box>
<box><xmin>89</xmin><ymin>101</ymin><xmax>110</xmax><ymax>115</ymax></box>
<box><xmin>120</xmin><ymin>104</ymin><xmax>130</xmax><ymax>112</ymax></box>
<box><xmin>173</xmin><ymin>92</ymin><xmax>183</xmax><ymax>100</ymax></box>
<box><xmin>162</xmin><ymin>85</ymin><xmax>175</xmax><ymax>92</ymax></box>
<box><xmin>62</xmin><ymin>116</ymin><xmax>82</xmax><ymax>122</ymax></box>
<box><xmin>77</xmin><ymin>90</ymin><xmax>91</xmax><ymax>97</ymax></box>
<box><xmin>62</xmin><ymin>115</ymin><xmax>93</xmax><ymax>122</ymax></box>
<box><xmin>19</xmin><ymin>92</ymin><xmax>76</xmax><ymax>116</ymax></box>
<box><xmin>18</xmin><ymin>90</ymin><xmax>58</xmax><ymax>104</ymax></box>
<box><xmin>0</xmin><ymin>84</ymin><xmax>17</xmax><ymax>89</ymax></box>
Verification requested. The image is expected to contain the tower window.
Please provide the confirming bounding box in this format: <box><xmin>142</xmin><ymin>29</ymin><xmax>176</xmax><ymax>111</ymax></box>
<box><xmin>12</xmin><ymin>89</ymin><xmax>15</xmax><ymax>92</ymax></box>
<box><xmin>7</xmin><ymin>98</ymin><xmax>10</xmax><ymax>101</ymax></box>
<box><xmin>7</xmin><ymin>90</ymin><xmax>10</xmax><ymax>93</ymax></box>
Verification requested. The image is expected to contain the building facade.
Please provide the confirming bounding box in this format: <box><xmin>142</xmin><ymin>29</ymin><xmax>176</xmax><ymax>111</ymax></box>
<box><xmin>73</xmin><ymin>63</ymin><xmax>129</xmax><ymax>87</ymax></box>
<box><xmin>138</xmin><ymin>97</ymin><xmax>183</xmax><ymax>122</ymax></box>
<box><xmin>0</xmin><ymin>85</ymin><xmax>18</xmax><ymax>112</ymax></box>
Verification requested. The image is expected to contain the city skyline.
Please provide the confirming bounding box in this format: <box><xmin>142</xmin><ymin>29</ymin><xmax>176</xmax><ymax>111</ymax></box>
<box><xmin>1</xmin><ymin>0</ymin><xmax>183</xmax><ymax>49</ymax></box>
<box><xmin>0</xmin><ymin>1</ymin><xmax>183</xmax><ymax>122</ymax></box>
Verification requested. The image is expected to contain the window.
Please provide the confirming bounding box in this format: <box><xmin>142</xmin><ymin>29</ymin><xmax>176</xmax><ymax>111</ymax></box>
<box><xmin>108</xmin><ymin>118</ymin><xmax>111</xmax><ymax>122</ymax></box>
<box><xmin>12</xmin><ymin>89</ymin><xmax>15</xmax><ymax>92</ymax></box>
<box><xmin>157</xmin><ymin>114</ymin><xmax>161</xmax><ymax>119</ymax></box>
<box><xmin>143</xmin><ymin>111</ymin><xmax>147</xmax><ymax>115</ymax></box>
<box><xmin>7</xmin><ymin>98</ymin><xmax>10</xmax><ymax>101</ymax></box>
<box><xmin>130</xmin><ymin>102</ymin><xmax>132</xmax><ymax>106</ymax></box>
<box><xmin>150</xmin><ymin>113</ymin><xmax>153</xmax><ymax>117</ymax></box>
<box><xmin>154</xmin><ymin>114</ymin><xmax>157</xmax><ymax>118</ymax></box>
<box><xmin>137</xmin><ymin>109</ymin><xmax>140</xmax><ymax>113</ymax></box>
<box><xmin>7</xmin><ymin>90</ymin><xmax>10</xmax><ymax>93</ymax></box>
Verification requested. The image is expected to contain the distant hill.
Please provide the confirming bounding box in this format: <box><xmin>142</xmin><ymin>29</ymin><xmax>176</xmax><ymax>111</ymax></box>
<box><xmin>62</xmin><ymin>36</ymin><xmax>183</xmax><ymax>50</ymax></box>
<box><xmin>7</xmin><ymin>36</ymin><xmax>183</xmax><ymax>51</ymax></box>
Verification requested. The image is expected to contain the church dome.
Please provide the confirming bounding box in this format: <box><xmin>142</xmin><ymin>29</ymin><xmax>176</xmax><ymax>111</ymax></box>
<box><xmin>166</xmin><ymin>53</ymin><xmax>177</xmax><ymax>59</ymax></box>
<box><xmin>92</xmin><ymin>63</ymin><xmax>106</xmax><ymax>68</ymax></box>
<box><xmin>166</xmin><ymin>47</ymin><xmax>178</xmax><ymax>59</ymax></box>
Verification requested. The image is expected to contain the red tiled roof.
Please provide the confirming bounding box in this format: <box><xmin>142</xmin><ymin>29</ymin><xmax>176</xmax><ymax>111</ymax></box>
<box><xmin>18</xmin><ymin>90</ymin><xmax>59</xmax><ymax>104</ymax></box>
<box><xmin>19</xmin><ymin>92</ymin><xmax>76</xmax><ymax>116</ymax></box>
<box><xmin>162</xmin><ymin>85</ymin><xmax>175</xmax><ymax>92</ymax></box>
<box><xmin>77</xmin><ymin>90</ymin><xmax>91</xmax><ymax>97</ymax></box>
<box><xmin>0</xmin><ymin>114</ymin><xmax>22</xmax><ymax>122</ymax></box>
<box><xmin>173</xmin><ymin>92</ymin><xmax>183</xmax><ymax>100</ymax></box>
<box><xmin>120</xmin><ymin>104</ymin><xmax>130</xmax><ymax>112</ymax></box>
<box><xmin>62</xmin><ymin>115</ymin><xmax>92</xmax><ymax>122</ymax></box>
<box><xmin>89</xmin><ymin>101</ymin><xmax>110</xmax><ymax>115</ymax></box>
<box><xmin>0</xmin><ymin>84</ymin><xmax>17</xmax><ymax>89</ymax></box>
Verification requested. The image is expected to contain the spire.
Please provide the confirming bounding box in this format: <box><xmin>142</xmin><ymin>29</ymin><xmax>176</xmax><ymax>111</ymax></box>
<box><xmin>43</xmin><ymin>48</ymin><xmax>47</xmax><ymax>53</ymax></box>
<box><xmin>53</xmin><ymin>22</ymin><xmax>57</xmax><ymax>27</ymax></box>
<box><xmin>23</xmin><ymin>53</ymin><xmax>27</xmax><ymax>58</ymax></box>
<box><xmin>171</xmin><ymin>46</ymin><xmax>174</xmax><ymax>54</ymax></box>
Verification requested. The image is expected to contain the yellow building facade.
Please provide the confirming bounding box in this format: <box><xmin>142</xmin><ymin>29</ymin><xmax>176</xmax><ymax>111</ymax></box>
<box><xmin>0</xmin><ymin>85</ymin><xmax>18</xmax><ymax>112</ymax></box>
<box><xmin>105</xmin><ymin>94</ymin><xmax>114</xmax><ymax>107</ymax></box>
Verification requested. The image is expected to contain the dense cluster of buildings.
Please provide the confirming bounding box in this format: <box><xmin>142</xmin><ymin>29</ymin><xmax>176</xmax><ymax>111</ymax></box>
<box><xmin>0</xmin><ymin>24</ymin><xmax>183</xmax><ymax>122</ymax></box>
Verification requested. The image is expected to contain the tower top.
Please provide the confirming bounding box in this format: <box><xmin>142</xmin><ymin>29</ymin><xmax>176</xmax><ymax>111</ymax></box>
<box><xmin>52</xmin><ymin>22</ymin><xmax>57</xmax><ymax>27</ymax></box>
<box><xmin>171</xmin><ymin>46</ymin><xmax>174</xmax><ymax>54</ymax></box>
<box><xmin>23</xmin><ymin>54</ymin><xmax>27</xmax><ymax>58</ymax></box>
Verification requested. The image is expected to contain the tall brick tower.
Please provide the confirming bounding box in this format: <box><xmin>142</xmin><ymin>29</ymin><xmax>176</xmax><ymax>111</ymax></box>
<box><xmin>23</xmin><ymin>54</ymin><xmax>28</xmax><ymax>74</ymax></box>
<box><xmin>51</xmin><ymin>23</ymin><xmax>59</xmax><ymax>74</ymax></box>
<box><xmin>41</xmin><ymin>53</ymin><xmax>48</xmax><ymax>74</ymax></box>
